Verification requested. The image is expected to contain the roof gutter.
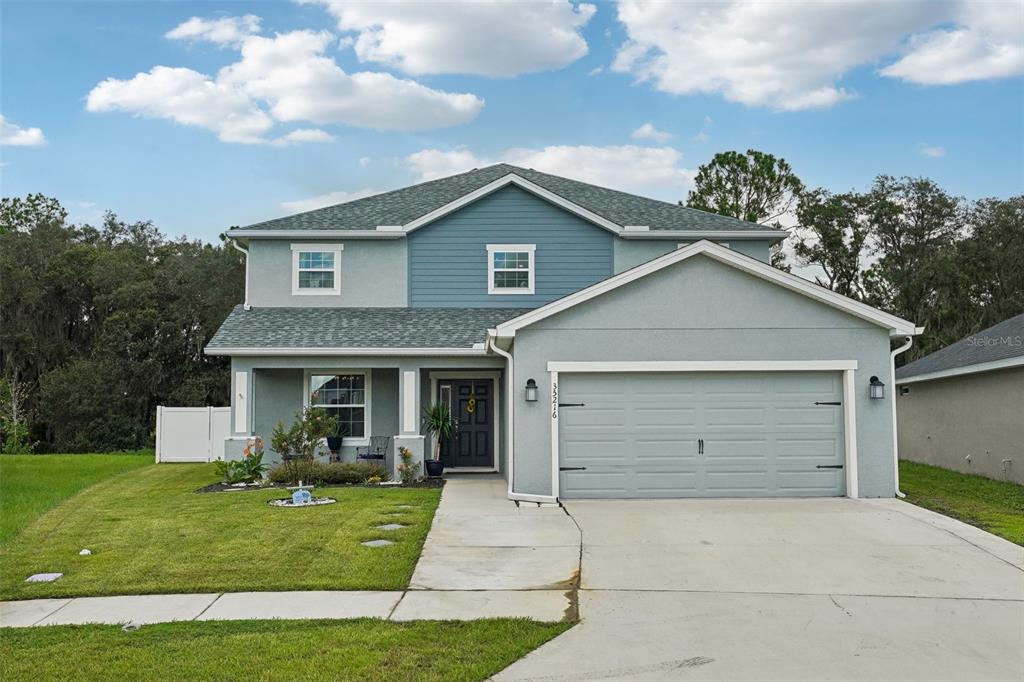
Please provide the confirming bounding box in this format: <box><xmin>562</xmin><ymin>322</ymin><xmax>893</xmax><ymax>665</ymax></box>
<box><xmin>890</xmin><ymin>334</ymin><xmax>915</xmax><ymax>498</ymax></box>
<box><xmin>618</xmin><ymin>230</ymin><xmax>786</xmax><ymax>241</ymax></box>
<box><xmin>228</xmin><ymin>238</ymin><xmax>251</xmax><ymax>310</ymax></box>
<box><xmin>204</xmin><ymin>347</ymin><xmax>488</xmax><ymax>357</ymax></box>
<box><xmin>224</xmin><ymin>229</ymin><xmax>405</xmax><ymax>239</ymax></box>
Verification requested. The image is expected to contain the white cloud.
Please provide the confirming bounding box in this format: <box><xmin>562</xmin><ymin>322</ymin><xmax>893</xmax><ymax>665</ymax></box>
<box><xmin>588</xmin><ymin>65</ymin><xmax>605</xmax><ymax>77</ymax></box>
<box><xmin>0</xmin><ymin>115</ymin><xmax>47</xmax><ymax>146</ymax></box>
<box><xmin>272</xmin><ymin>128</ymin><xmax>335</xmax><ymax>146</ymax></box>
<box><xmin>881</xmin><ymin>2</ymin><xmax>1024</xmax><ymax>84</ymax></box>
<box><xmin>693</xmin><ymin>131</ymin><xmax>709</xmax><ymax>143</ymax></box>
<box><xmin>918</xmin><ymin>144</ymin><xmax>946</xmax><ymax>158</ymax></box>
<box><xmin>307</xmin><ymin>0</ymin><xmax>596</xmax><ymax>77</ymax></box>
<box><xmin>407</xmin><ymin>144</ymin><xmax>695</xmax><ymax>201</ymax></box>
<box><xmin>87</xmin><ymin>66</ymin><xmax>274</xmax><ymax>144</ymax></box>
<box><xmin>358</xmin><ymin>156</ymin><xmax>371</xmax><ymax>168</ymax></box>
<box><xmin>631</xmin><ymin>122</ymin><xmax>672</xmax><ymax>142</ymax></box>
<box><xmin>87</xmin><ymin>19</ymin><xmax>484</xmax><ymax>143</ymax></box>
<box><xmin>613</xmin><ymin>1</ymin><xmax>1020</xmax><ymax>111</ymax></box>
<box><xmin>281</xmin><ymin>187</ymin><xmax>381</xmax><ymax>213</ymax></box>
<box><xmin>166</xmin><ymin>14</ymin><xmax>261</xmax><ymax>46</ymax></box>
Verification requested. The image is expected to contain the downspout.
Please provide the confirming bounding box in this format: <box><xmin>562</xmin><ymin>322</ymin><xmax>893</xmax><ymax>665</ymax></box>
<box><xmin>487</xmin><ymin>333</ymin><xmax>557</xmax><ymax>504</ymax></box>
<box><xmin>229</xmin><ymin>238</ymin><xmax>251</xmax><ymax>310</ymax></box>
<box><xmin>486</xmin><ymin>334</ymin><xmax>515</xmax><ymax>498</ymax></box>
<box><xmin>890</xmin><ymin>334</ymin><xmax>915</xmax><ymax>498</ymax></box>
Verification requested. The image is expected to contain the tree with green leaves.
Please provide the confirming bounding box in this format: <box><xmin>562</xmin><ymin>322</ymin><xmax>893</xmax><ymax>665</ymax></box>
<box><xmin>793</xmin><ymin>189</ymin><xmax>871</xmax><ymax>299</ymax></box>
<box><xmin>686</xmin><ymin>149</ymin><xmax>804</xmax><ymax>269</ymax></box>
<box><xmin>0</xmin><ymin>194</ymin><xmax>244</xmax><ymax>451</ymax></box>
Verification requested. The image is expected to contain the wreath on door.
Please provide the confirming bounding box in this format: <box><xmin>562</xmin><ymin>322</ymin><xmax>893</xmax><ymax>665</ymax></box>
<box><xmin>466</xmin><ymin>394</ymin><xmax>477</xmax><ymax>414</ymax></box>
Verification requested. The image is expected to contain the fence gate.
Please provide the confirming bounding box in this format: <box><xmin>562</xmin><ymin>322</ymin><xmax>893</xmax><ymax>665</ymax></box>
<box><xmin>155</xmin><ymin>406</ymin><xmax>230</xmax><ymax>463</ymax></box>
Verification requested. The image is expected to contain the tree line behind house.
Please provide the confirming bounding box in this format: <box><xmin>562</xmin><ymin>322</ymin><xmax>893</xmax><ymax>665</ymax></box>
<box><xmin>2</xmin><ymin>154</ymin><xmax>1022</xmax><ymax>453</ymax></box>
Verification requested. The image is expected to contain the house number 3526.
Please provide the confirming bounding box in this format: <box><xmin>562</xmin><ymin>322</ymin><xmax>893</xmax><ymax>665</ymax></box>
<box><xmin>551</xmin><ymin>381</ymin><xmax>558</xmax><ymax>419</ymax></box>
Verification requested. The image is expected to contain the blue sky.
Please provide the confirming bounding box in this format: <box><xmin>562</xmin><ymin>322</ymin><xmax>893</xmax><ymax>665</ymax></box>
<box><xmin>1</xmin><ymin>1</ymin><xmax>1022</xmax><ymax>242</ymax></box>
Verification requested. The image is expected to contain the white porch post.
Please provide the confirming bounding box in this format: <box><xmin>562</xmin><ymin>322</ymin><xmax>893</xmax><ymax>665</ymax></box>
<box><xmin>394</xmin><ymin>366</ymin><xmax>425</xmax><ymax>479</ymax></box>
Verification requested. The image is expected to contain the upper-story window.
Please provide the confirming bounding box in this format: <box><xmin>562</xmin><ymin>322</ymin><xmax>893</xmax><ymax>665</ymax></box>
<box><xmin>291</xmin><ymin>243</ymin><xmax>342</xmax><ymax>295</ymax></box>
<box><xmin>487</xmin><ymin>244</ymin><xmax>536</xmax><ymax>295</ymax></box>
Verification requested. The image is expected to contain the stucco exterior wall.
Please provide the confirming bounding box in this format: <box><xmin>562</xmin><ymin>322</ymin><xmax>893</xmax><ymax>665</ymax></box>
<box><xmin>509</xmin><ymin>255</ymin><xmax>897</xmax><ymax>498</ymax></box>
<box><xmin>246</xmin><ymin>238</ymin><xmax>407</xmax><ymax>307</ymax></box>
<box><xmin>897</xmin><ymin>367</ymin><xmax>1024</xmax><ymax>484</ymax></box>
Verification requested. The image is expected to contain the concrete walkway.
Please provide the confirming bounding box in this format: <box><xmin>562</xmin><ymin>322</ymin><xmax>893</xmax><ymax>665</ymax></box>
<box><xmin>410</xmin><ymin>475</ymin><xmax>581</xmax><ymax>592</ymax></box>
<box><xmin>1</xmin><ymin>476</ymin><xmax>577</xmax><ymax>629</ymax></box>
<box><xmin>497</xmin><ymin>497</ymin><xmax>1024</xmax><ymax>681</ymax></box>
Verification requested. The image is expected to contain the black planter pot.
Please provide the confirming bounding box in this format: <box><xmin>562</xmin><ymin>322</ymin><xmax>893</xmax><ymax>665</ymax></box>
<box><xmin>326</xmin><ymin>436</ymin><xmax>343</xmax><ymax>454</ymax></box>
<box><xmin>424</xmin><ymin>459</ymin><xmax>444</xmax><ymax>478</ymax></box>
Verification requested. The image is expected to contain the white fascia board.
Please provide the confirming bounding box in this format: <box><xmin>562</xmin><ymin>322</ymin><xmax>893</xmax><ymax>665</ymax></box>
<box><xmin>620</xmin><ymin>230</ymin><xmax>786</xmax><ymax>241</ymax></box>
<box><xmin>495</xmin><ymin>240</ymin><xmax>918</xmax><ymax>338</ymax></box>
<box><xmin>402</xmin><ymin>173</ymin><xmax>623</xmax><ymax>235</ymax></box>
<box><xmin>205</xmin><ymin>347</ymin><xmax>488</xmax><ymax>357</ymax></box>
<box><xmin>547</xmin><ymin>360</ymin><xmax>858</xmax><ymax>373</ymax></box>
<box><xmin>224</xmin><ymin>229</ymin><xmax>404</xmax><ymax>239</ymax></box>
<box><xmin>895</xmin><ymin>355</ymin><xmax>1024</xmax><ymax>385</ymax></box>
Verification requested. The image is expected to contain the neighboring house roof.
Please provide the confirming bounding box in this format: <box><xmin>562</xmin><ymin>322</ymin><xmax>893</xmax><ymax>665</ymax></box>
<box><xmin>494</xmin><ymin>240</ymin><xmax>919</xmax><ymax>340</ymax></box>
<box><xmin>206</xmin><ymin>306</ymin><xmax>531</xmax><ymax>355</ymax></box>
<box><xmin>896</xmin><ymin>312</ymin><xmax>1024</xmax><ymax>384</ymax></box>
<box><xmin>228</xmin><ymin>164</ymin><xmax>784</xmax><ymax>236</ymax></box>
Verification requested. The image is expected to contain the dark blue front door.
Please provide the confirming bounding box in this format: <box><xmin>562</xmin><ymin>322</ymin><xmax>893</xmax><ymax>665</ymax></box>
<box><xmin>438</xmin><ymin>379</ymin><xmax>493</xmax><ymax>468</ymax></box>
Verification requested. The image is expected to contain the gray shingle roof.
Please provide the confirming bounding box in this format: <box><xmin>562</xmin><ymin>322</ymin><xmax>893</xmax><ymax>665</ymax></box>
<box><xmin>896</xmin><ymin>312</ymin><xmax>1024</xmax><ymax>380</ymax></box>
<box><xmin>236</xmin><ymin>163</ymin><xmax>780</xmax><ymax>234</ymax></box>
<box><xmin>206</xmin><ymin>306</ymin><xmax>533</xmax><ymax>351</ymax></box>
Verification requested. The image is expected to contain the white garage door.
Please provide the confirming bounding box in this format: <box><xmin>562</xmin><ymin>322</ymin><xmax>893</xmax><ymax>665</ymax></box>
<box><xmin>558</xmin><ymin>372</ymin><xmax>846</xmax><ymax>498</ymax></box>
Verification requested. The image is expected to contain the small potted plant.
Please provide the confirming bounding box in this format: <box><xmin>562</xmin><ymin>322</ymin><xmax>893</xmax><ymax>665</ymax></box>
<box><xmin>326</xmin><ymin>420</ymin><xmax>346</xmax><ymax>460</ymax></box>
<box><xmin>421</xmin><ymin>402</ymin><xmax>457</xmax><ymax>478</ymax></box>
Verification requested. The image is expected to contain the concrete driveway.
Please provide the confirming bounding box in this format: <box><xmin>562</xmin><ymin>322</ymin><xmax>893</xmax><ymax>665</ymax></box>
<box><xmin>498</xmin><ymin>497</ymin><xmax>1024</xmax><ymax>681</ymax></box>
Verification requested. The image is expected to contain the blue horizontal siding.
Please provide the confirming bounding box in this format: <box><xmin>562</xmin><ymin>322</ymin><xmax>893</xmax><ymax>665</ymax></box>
<box><xmin>409</xmin><ymin>185</ymin><xmax>613</xmax><ymax>308</ymax></box>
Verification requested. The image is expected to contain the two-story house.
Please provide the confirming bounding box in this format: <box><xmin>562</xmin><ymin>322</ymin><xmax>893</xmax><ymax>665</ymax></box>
<box><xmin>206</xmin><ymin>164</ymin><xmax>919</xmax><ymax>502</ymax></box>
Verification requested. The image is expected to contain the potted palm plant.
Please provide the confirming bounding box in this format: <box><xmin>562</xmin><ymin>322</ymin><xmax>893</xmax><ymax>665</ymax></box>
<box><xmin>325</xmin><ymin>419</ymin><xmax>346</xmax><ymax>461</ymax></box>
<box><xmin>421</xmin><ymin>401</ymin><xmax>457</xmax><ymax>477</ymax></box>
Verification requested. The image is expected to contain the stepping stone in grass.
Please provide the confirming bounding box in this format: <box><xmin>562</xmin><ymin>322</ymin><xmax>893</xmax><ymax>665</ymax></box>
<box><xmin>375</xmin><ymin>523</ymin><xmax>406</xmax><ymax>531</ymax></box>
<box><xmin>361</xmin><ymin>539</ymin><xmax>395</xmax><ymax>548</ymax></box>
<box><xmin>26</xmin><ymin>572</ymin><xmax>63</xmax><ymax>583</ymax></box>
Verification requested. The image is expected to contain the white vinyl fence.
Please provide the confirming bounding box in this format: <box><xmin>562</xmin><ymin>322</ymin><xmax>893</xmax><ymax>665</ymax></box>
<box><xmin>155</xmin><ymin>406</ymin><xmax>230</xmax><ymax>463</ymax></box>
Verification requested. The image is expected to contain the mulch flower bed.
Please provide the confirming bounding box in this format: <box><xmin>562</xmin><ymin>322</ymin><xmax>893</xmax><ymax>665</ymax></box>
<box><xmin>195</xmin><ymin>478</ymin><xmax>445</xmax><ymax>494</ymax></box>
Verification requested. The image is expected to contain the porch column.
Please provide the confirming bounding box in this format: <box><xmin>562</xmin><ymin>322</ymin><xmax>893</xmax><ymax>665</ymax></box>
<box><xmin>394</xmin><ymin>365</ymin><xmax>425</xmax><ymax>480</ymax></box>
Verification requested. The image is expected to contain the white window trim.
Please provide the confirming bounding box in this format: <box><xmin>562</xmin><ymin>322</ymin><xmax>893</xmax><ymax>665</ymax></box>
<box><xmin>291</xmin><ymin>243</ymin><xmax>343</xmax><ymax>296</ymax></box>
<box><xmin>486</xmin><ymin>243</ymin><xmax>536</xmax><ymax>295</ymax></box>
<box><xmin>303</xmin><ymin>369</ymin><xmax>371</xmax><ymax>446</ymax></box>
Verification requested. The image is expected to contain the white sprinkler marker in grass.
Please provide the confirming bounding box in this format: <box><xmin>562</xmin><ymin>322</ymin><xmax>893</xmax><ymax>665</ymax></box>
<box><xmin>26</xmin><ymin>572</ymin><xmax>63</xmax><ymax>583</ymax></box>
<box><xmin>79</xmin><ymin>549</ymin><xmax>92</xmax><ymax>555</ymax></box>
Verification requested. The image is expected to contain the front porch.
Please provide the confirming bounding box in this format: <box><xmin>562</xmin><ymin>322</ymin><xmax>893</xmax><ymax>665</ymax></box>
<box><xmin>226</xmin><ymin>356</ymin><xmax>507</xmax><ymax>480</ymax></box>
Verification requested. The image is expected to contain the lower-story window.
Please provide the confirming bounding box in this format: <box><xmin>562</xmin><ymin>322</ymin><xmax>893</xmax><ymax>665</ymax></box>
<box><xmin>309</xmin><ymin>372</ymin><xmax>367</xmax><ymax>439</ymax></box>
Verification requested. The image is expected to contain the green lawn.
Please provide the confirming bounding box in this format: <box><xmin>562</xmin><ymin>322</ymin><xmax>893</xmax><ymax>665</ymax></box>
<box><xmin>900</xmin><ymin>459</ymin><xmax>1024</xmax><ymax>545</ymax></box>
<box><xmin>0</xmin><ymin>618</ymin><xmax>571</xmax><ymax>682</ymax></box>
<box><xmin>0</xmin><ymin>463</ymin><xmax>441</xmax><ymax>600</ymax></box>
<box><xmin>0</xmin><ymin>453</ymin><xmax>153</xmax><ymax>544</ymax></box>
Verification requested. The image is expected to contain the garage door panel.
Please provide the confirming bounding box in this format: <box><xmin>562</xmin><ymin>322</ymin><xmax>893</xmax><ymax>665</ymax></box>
<box><xmin>559</xmin><ymin>372</ymin><xmax>845</xmax><ymax>499</ymax></box>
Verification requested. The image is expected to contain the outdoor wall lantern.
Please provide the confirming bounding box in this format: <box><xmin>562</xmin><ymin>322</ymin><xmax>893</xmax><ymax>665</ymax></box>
<box><xmin>525</xmin><ymin>378</ymin><xmax>539</xmax><ymax>402</ymax></box>
<box><xmin>869</xmin><ymin>376</ymin><xmax>885</xmax><ymax>399</ymax></box>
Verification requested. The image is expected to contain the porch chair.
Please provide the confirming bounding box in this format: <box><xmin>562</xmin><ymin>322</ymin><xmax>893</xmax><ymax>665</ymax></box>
<box><xmin>356</xmin><ymin>436</ymin><xmax>391</xmax><ymax>468</ymax></box>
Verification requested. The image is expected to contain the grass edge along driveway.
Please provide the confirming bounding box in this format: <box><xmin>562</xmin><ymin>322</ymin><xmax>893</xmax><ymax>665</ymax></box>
<box><xmin>0</xmin><ymin>618</ymin><xmax>573</xmax><ymax>682</ymax></box>
<box><xmin>0</xmin><ymin>462</ymin><xmax>441</xmax><ymax>600</ymax></box>
<box><xmin>899</xmin><ymin>459</ymin><xmax>1024</xmax><ymax>545</ymax></box>
<box><xmin>0</xmin><ymin>453</ymin><xmax>152</xmax><ymax>545</ymax></box>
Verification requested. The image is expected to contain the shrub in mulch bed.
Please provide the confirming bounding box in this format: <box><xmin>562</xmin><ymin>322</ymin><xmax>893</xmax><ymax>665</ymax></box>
<box><xmin>267</xmin><ymin>461</ymin><xmax>387</xmax><ymax>486</ymax></box>
<box><xmin>195</xmin><ymin>477</ymin><xmax>444</xmax><ymax>493</ymax></box>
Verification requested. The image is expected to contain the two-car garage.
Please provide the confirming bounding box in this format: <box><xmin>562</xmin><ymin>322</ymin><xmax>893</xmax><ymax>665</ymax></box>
<box><xmin>497</xmin><ymin>242</ymin><xmax>919</xmax><ymax>501</ymax></box>
<box><xmin>556</xmin><ymin>371</ymin><xmax>847</xmax><ymax>498</ymax></box>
